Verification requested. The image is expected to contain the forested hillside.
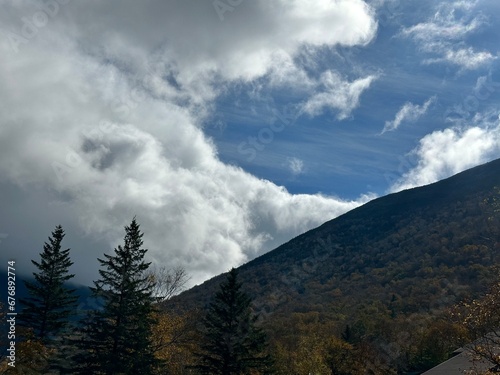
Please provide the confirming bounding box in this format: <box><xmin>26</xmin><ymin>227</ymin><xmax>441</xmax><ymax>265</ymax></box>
<box><xmin>170</xmin><ymin>159</ymin><xmax>500</xmax><ymax>317</ymax></box>
<box><xmin>166</xmin><ymin>158</ymin><xmax>500</xmax><ymax>373</ymax></box>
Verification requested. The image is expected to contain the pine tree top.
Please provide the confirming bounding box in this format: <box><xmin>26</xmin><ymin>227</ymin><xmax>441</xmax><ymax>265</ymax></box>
<box><xmin>194</xmin><ymin>268</ymin><xmax>274</xmax><ymax>374</ymax></box>
<box><xmin>19</xmin><ymin>225</ymin><xmax>78</xmax><ymax>344</ymax></box>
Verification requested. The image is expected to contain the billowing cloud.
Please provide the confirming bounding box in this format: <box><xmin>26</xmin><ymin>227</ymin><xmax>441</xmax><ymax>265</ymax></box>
<box><xmin>53</xmin><ymin>0</ymin><xmax>376</xmax><ymax>90</ymax></box>
<box><xmin>301</xmin><ymin>71</ymin><xmax>377</xmax><ymax>119</ymax></box>
<box><xmin>401</xmin><ymin>0</ymin><xmax>494</xmax><ymax>70</ymax></box>
<box><xmin>390</xmin><ymin>118</ymin><xmax>500</xmax><ymax>192</ymax></box>
<box><xmin>382</xmin><ymin>96</ymin><xmax>436</xmax><ymax>133</ymax></box>
<box><xmin>0</xmin><ymin>0</ymin><xmax>377</xmax><ymax>285</ymax></box>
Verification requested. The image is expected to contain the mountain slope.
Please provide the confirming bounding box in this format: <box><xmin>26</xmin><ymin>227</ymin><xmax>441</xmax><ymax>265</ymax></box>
<box><xmin>168</xmin><ymin>158</ymin><xmax>500</xmax><ymax>320</ymax></box>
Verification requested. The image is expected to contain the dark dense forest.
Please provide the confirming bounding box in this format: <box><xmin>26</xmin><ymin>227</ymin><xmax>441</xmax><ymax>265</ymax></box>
<box><xmin>2</xmin><ymin>159</ymin><xmax>500</xmax><ymax>374</ymax></box>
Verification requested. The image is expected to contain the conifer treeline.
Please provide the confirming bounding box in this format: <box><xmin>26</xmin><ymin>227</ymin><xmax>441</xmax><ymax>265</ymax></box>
<box><xmin>5</xmin><ymin>219</ymin><xmax>273</xmax><ymax>375</ymax></box>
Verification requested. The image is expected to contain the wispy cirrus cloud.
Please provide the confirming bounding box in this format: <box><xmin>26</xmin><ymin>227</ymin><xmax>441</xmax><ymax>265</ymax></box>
<box><xmin>401</xmin><ymin>0</ymin><xmax>495</xmax><ymax>71</ymax></box>
<box><xmin>423</xmin><ymin>47</ymin><xmax>495</xmax><ymax>70</ymax></box>
<box><xmin>402</xmin><ymin>2</ymin><xmax>482</xmax><ymax>42</ymax></box>
<box><xmin>287</xmin><ymin>157</ymin><xmax>305</xmax><ymax>176</ymax></box>
<box><xmin>382</xmin><ymin>96</ymin><xmax>436</xmax><ymax>134</ymax></box>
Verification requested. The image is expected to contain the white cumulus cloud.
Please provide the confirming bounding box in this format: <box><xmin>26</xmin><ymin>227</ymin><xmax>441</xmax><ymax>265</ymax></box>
<box><xmin>301</xmin><ymin>71</ymin><xmax>377</xmax><ymax>119</ymax></box>
<box><xmin>0</xmin><ymin>0</ymin><xmax>377</xmax><ymax>286</ymax></box>
<box><xmin>390</xmin><ymin>120</ymin><xmax>500</xmax><ymax>192</ymax></box>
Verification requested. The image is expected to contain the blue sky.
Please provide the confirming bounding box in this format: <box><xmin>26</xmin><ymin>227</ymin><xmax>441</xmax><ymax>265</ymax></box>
<box><xmin>0</xmin><ymin>0</ymin><xmax>500</xmax><ymax>287</ymax></box>
<box><xmin>206</xmin><ymin>0</ymin><xmax>500</xmax><ymax>198</ymax></box>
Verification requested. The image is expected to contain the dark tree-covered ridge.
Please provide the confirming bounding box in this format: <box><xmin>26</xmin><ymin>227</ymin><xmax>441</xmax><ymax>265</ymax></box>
<box><xmin>169</xmin><ymin>158</ymin><xmax>500</xmax><ymax>319</ymax></box>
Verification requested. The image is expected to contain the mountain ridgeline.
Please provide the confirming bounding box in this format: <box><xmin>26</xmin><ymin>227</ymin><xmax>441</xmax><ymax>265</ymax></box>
<box><xmin>168</xmin><ymin>159</ymin><xmax>500</xmax><ymax>323</ymax></box>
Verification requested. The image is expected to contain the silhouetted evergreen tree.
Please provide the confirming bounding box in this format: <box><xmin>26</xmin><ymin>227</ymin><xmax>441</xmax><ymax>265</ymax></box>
<box><xmin>73</xmin><ymin>218</ymin><xmax>160</xmax><ymax>374</ymax></box>
<box><xmin>19</xmin><ymin>225</ymin><xmax>77</xmax><ymax>344</ymax></box>
<box><xmin>193</xmin><ymin>268</ymin><xmax>273</xmax><ymax>375</ymax></box>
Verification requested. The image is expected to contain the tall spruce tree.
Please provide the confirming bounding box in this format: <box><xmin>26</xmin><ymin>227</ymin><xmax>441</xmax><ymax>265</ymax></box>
<box><xmin>193</xmin><ymin>268</ymin><xmax>273</xmax><ymax>375</ymax></box>
<box><xmin>74</xmin><ymin>218</ymin><xmax>160</xmax><ymax>374</ymax></box>
<box><xmin>19</xmin><ymin>225</ymin><xmax>77</xmax><ymax>344</ymax></box>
